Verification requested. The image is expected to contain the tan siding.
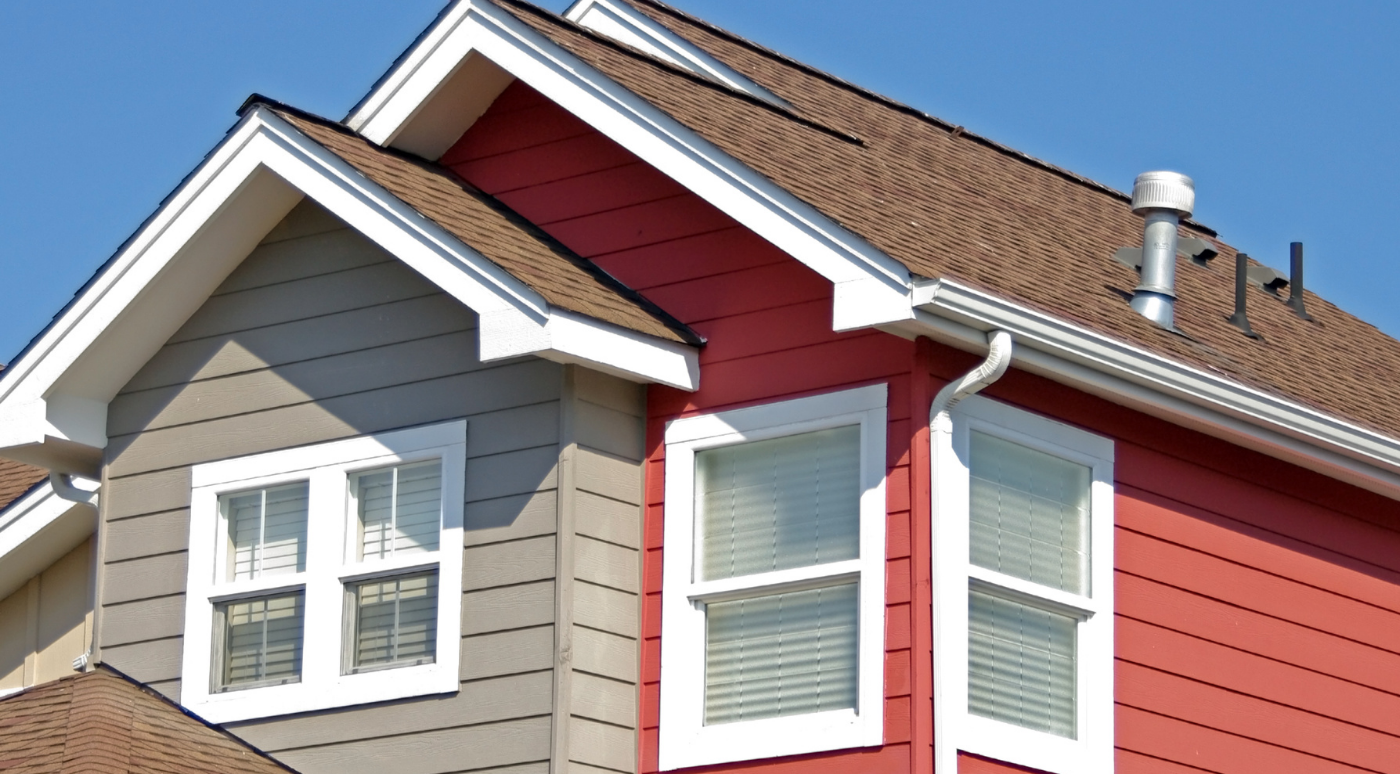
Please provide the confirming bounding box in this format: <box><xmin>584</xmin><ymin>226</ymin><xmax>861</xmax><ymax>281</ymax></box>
<box><xmin>99</xmin><ymin>208</ymin><xmax>568</xmax><ymax>774</ymax></box>
<box><xmin>271</xmin><ymin>716</ymin><xmax>552</xmax><ymax>774</ymax></box>
<box><xmin>103</xmin><ymin>509</ymin><xmax>189</xmax><ymax>563</ymax></box>
<box><xmin>0</xmin><ymin>539</ymin><xmax>95</xmax><ymax>691</ymax></box>
<box><xmin>575</xmin><ymin>492</ymin><xmax>640</xmax><ymax>551</ymax></box>
<box><xmin>232</xmin><ymin>672</ymin><xmax>554</xmax><ymax>752</ymax></box>
<box><xmin>462</xmin><ymin>581</ymin><xmax>555</xmax><ymax>636</ymax></box>
<box><xmin>466</xmin><ymin>491</ymin><xmax>558</xmax><ymax>547</ymax></box>
<box><xmin>571</xmin><ymin>671</ymin><xmax>636</xmax><ymax>728</ymax></box>
<box><xmin>461</xmin><ymin>627</ymin><xmax>555</xmax><ymax>680</ymax></box>
<box><xmin>575</xmin><ymin>401</ymin><xmax>645</xmax><ymax>462</ymax></box>
<box><xmin>574</xmin><ymin>448</ymin><xmax>642</xmax><ymax>505</ymax></box>
<box><xmin>572</xmin><ymin>626</ymin><xmax>637</xmax><ymax>685</ymax></box>
<box><xmin>569</xmin><ymin>717</ymin><xmax>636</xmax><ymax>774</ymax></box>
<box><xmin>122</xmin><ymin>294</ymin><xmax>474</xmax><ymax>394</ymax></box>
<box><xmin>574</xmin><ymin>536</ymin><xmax>639</xmax><ymax>594</ymax></box>
<box><xmin>573</xmin><ymin>582</ymin><xmax>639</xmax><ymax>640</ymax></box>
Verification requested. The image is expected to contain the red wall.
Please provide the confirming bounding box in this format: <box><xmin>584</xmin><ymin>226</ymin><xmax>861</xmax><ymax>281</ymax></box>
<box><xmin>446</xmin><ymin>81</ymin><xmax>1400</xmax><ymax>774</ymax></box>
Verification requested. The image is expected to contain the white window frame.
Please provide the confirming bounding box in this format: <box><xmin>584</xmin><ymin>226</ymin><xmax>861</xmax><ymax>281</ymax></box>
<box><xmin>181</xmin><ymin>421</ymin><xmax>466</xmax><ymax>724</ymax></box>
<box><xmin>659</xmin><ymin>385</ymin><xmax>887</xmax><ymax>771</ymax></box>
<box><xmin>932</xmin><ymin>395</ymin><xmax>1114</xmax><ymax>774</ymax></box>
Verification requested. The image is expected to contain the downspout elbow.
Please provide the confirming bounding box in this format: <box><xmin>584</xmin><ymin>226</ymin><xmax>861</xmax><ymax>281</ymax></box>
<box><xmin>929</xmin><ymin>330</ymin><xmax>1014</xmax><ymax>428</ymax></box>
<box><xmin>49</xmin><ymin>471</ymin><xmax>100</xmax><ymax>511</ymax></box>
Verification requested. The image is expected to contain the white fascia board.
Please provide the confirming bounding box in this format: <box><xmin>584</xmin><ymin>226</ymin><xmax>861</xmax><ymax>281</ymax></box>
<box><xmin>910</xmin><ymin>278</ymin><xmax>1400</xmax><ymax>501</ymax></box>
<box><xmin>0</xmin><ymin>106</ymin><xmax>698</xmax><ymax>459</ymax></box>
<box><xmin>0</xmin><ymin>482</ymin><xmax>95</xmax><ymax>601</ymax></box>
<box><xmin>347</xmin><ymin>1</ymin><xmax>913</xmax><ymax>329</ymax></box>
<box><xmin>563</xmin><ymin>0</ymin><xmax>788</xmax><ymax>107</ymax></box>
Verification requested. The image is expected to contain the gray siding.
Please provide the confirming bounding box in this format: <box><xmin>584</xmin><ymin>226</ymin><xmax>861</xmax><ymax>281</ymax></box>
<box><xmin>99</xmin><ymin>201</ymin><xmax>563</xmax><ymax>774</ymax></box>
<box><xmin>97</xmin><ymin>200</ymin><xmax>647</xmax><ymax>774</ymax></box>
<box><xmin>555</xmin><ymin>369</ymin><xmax>645</xmax><ymax>774</ymax></box>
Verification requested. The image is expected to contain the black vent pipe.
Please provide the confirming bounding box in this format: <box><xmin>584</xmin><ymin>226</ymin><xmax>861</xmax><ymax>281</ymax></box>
<box><xmin>1288</xmin><ymin>242</ymin><xmax>1313</xmax><ymax>321</ymax></box>
<box><xmin>1228</xmin><ymin>252</ymin><xmax>1260</xmax><ymax>338</ymax></box>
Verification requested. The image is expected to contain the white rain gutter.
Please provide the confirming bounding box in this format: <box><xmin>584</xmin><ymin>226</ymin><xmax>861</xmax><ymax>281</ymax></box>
<box><xmin>908</xmin><ymin>277</ymin><xmax>1400</xmax><ymax>501</ymax></box>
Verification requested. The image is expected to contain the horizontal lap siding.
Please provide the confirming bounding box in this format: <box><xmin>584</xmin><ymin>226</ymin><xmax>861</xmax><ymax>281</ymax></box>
<box><xmin>966</xmin><ymin>356</ymin><xmax>1400</xmax><ymax>774</ymax></box>
<box><xmin>448</xmin><ymin>83</ymin><xmax>919</xmax><ymax>774</ymax></box>
<box><xmin>100</xmin><ymin>201</ymin><xmax>563</xmax><ymax>774</ymax></box>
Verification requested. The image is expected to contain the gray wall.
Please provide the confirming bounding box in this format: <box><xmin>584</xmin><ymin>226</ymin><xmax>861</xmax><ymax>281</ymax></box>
<box><xmin>96</xmin><ymin>200</ymin><xmax>645</xmax><ymax>774</ymax></box>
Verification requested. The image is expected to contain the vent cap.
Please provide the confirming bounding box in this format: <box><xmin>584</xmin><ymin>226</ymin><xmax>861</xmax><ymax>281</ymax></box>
<box><xmin>1131</xmin><ymin>171</ymin><xmax>1195</xmax><ymax>217</ymax></box>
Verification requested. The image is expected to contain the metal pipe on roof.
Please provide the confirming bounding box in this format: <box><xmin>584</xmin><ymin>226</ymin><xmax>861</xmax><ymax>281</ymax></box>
<box><xmin>1289</xmin><ymin>242</ymin><xmax>1313</xmax><ymax>321</ymax></box>
<box><xmin>1128</xmin><ymin>171</ymin><xmax>1196</xmax><ymax>330</ymax></box>
<box><xmin>1228</xmin><ymin>252</ymin><xmax>1260</xmax><ymax>339</ymax></box>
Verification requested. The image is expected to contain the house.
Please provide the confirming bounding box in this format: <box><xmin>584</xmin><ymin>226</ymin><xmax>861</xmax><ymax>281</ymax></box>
<box><xmin>2</xmin><ymin>1</ymin><xmax>1400</xmax><ymax>773</ymax></box>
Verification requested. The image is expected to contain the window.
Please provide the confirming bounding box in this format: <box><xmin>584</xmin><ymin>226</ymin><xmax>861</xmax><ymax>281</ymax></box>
<box><xmin>659</xmin><ymin>385</ymin><xmax>887</xmax><ymax>770</ymax></box>
<box><xmin>932</xmin><ymin>396</ymin><xmax>1114</xmax><ymax>774</ymax></box>
<box><xmin>182</xmin><ymin>421</ymin><xmax>466</xmax><ymax>723</ymax></box>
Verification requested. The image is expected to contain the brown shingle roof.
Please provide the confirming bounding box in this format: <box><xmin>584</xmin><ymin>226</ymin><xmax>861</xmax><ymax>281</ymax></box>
<box><xmin>259</xmin><ymin>104</ymin><xmax>697</xmax><ymax>346</ymax></box>
<box><xmin>491</xmin><ymin>0</ymin><xmax>1400</xmax><ymax>441</ymax></box>
<box><xmin>0</xmin><ymin>667</ymin><xmax>297</xmax><ymax>773</ymax></box>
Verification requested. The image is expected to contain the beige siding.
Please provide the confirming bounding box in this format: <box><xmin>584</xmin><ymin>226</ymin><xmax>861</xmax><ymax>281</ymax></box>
<box><xmin>97</xmin><ymin>202</ymin><xmax>650</xmax><ymax>774</ymax></box>
<box><xmin>0</xmin><ymin>538</ymin><xmax>95</xmax><ymax>691</ymax></box>
<box><xmin>100</xmin><ymin>202</ymin><xmax>564</xmax><ymax>774</ymax></box>
<box><xmin>557</xmin><ymin>370</ymin><xmax>646</xmax><ymax>774</ymax></box>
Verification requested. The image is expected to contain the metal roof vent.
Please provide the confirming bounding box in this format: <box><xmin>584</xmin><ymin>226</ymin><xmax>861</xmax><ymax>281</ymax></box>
<box><xmin>1128</xmin><ymin>171</ymin><xmax>1195</xmax><ymax>330</ymax></box>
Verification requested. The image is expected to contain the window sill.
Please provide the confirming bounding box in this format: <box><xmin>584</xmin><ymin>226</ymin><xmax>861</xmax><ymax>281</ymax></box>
<box><xmin>187</xmin><ymin>661</ymin><xmax>458</xmax><ymax>724</ymax></box>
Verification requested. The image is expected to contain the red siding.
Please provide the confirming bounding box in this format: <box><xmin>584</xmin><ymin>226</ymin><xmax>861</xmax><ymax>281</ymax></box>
<box><xmin>447</xmin><ymin>82</ymin><xmax>1400</xmax><ymax>774</ymax></box>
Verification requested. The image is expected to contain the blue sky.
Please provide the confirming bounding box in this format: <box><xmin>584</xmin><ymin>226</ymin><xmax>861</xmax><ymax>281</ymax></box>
<box><xmin>2</xmin><ymin>0</ymin><xmax>1396</xmax><ymax>364</ymax></box>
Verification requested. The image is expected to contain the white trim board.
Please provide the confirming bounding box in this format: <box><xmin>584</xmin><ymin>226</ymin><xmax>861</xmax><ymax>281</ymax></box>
<box><xmin>0</xmin><ymin>482</ymin><xmax>95</xmax><ymax>601</ymax></box>
<box><xmin>931</xmin><ymin>395</ymin><xmax>1115</xmax><ymax>774</ymax></box>
<box><xmin>346</xmin><ymin>0</ymin><xmax>913</xmax><ymax>332</ymax></box>
<box><xmin>182</xmin><ymin>421</ymin><xmax>467</xmax><ymax>723</ymax></box>
<box><xmin>906</xmin><ymin>278</ymin><xmax>1400</xmax><ymax>502</ymax></box>
<box><xmin>658</xmin><ymin>384</ymin><xmax>887</xmax><ymax>770</ymax></box>
<box><xmin>563</xmin><ymin>0</ymin><xmax>788</xmax><ymax>107</ymax></box>
<box><xmin>0</xmin><ymin>103</ymin><xmax>698</xmax><ymax>469</ymax></box>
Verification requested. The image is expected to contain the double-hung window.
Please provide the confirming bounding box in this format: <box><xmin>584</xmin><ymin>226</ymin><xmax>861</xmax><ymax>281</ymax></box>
<box><xmin>932</xmin><ymin>395</ymin><xmax>1114</xmax><ymax>774</ymax></box>
<box><xmin>182</xmin><ymin>421</ymin><xmax>466</xmax><ymax>723</ymax></box>
<box><xmin>659</xmin><ymin>385</ymin><xmax>887</xmax><ymax>770</ymax></box>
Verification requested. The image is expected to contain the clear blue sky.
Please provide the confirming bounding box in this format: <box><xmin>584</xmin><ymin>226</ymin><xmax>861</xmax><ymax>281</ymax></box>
<box><xmin>3</xmin><ymin>0</ymin><xmax>1396</xmax><ymax>365</ymax></box>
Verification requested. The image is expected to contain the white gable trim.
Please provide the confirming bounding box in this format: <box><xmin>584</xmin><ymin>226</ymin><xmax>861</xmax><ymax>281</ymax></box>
<box><xmin>0</xmin><ymin>106</ymin><xmax>698</xmax><ymax>467</ymax></box>
<box><xmin>346</xmin><ymin>0</ymin><xmax>913</xmax><ymax>332</ymax></box>
<box><xmin>0</xmin><ymin>482</ymin><xmax>95</xmax><ymax>602</ymax></box>
<box><xmin>563</xmin><ymin>0</ymin><xmax>787</xmax><ymax>107</ymax></box>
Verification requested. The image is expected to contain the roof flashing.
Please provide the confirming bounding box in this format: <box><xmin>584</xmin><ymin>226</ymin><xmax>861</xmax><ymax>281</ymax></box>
<box><xmin>564</xmin><ymin>0</ymin><xmax>788</xmax><ymax>107</ymax></box>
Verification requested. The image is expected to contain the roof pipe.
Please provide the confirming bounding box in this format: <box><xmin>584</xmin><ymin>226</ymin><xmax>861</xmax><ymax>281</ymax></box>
<box><xmin>1128</xmin><ymin>172</ymin><xmax>1196</xmax><ymax>330</ymax></box>
<box><xmin>930</xmin><ymin>330</ymin><xmax>1014</xmax><ymax>431</ymax></box>
<box><xmin>49</xmin><ymin>471</ymin><xmax>99</xmax><ymax>511</ymax></box>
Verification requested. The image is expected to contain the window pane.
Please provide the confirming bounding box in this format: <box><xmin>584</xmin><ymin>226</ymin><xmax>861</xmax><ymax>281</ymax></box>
<box><xmin>357</xmin><ymin>462</ymin><xmax>442</xmax><ymax>561</ymax></box>
<box><xmin>697</xmin><ymin>426</ymin><xmax>860</xmax><ymax>581</ymax></box>
<box><xmin>970</xmin><ymin>432</ymin><xmax>1090</xmax><ymax>595</ymax></box>
<box><xmin>350</xmin><ymin>572</ymin><xmax>438</xmax><ymax>671</ymax></box>
<box><xmin>217</xmin><ymin>592</ymin><xmax>304</xmax><ymax>691</ymax></box>
<box><xmin>704</xmin><ymin>583</ymin><xmax>858</xmax><ymax>725</ymax></box>
<box><xmin>968</xmin><ymin>589</ymin><xmax>1076</xmax><ymax>738</ymax></box>
<box><xmin>224</xmin><ymin>483</ymin><xmax>308</xmax><ymax>581</ymax></box>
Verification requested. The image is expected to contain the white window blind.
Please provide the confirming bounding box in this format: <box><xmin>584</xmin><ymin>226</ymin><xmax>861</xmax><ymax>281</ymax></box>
<box><xmin>695</xmin><ymin>424</ymin><xmax>861</xmax><ymax>725</ymax></box>
<box><xmin>349</xmin><ymin>572</ymin><xmax>439</xmax><ymax>671</ymax></box>
<box><xmin>355</xmin><ymin>461</ymin><xmax>442</xmax><ymax>560</ymax></box>
<box><xmin>969</xmin><ymin>432</ymin><xmax>1090</xmax><ymax>594</ymax></box>
<box><xmin>697</xmin><ymin>425</ymin><xmax>860</xmax><ymax>580</ymax></box>
<box><xmin>224</xmin><ymin>483</ymin><xmax>308</xmax><ymax>581</ymax></box>
<box><xmin>217</xmin><ymin>592</ymin><xmax>304</xmax><ymax>691</ymax></box>
<box><xmin>968</xmin><ymin>589</ymin><xmax>1076</xmax><ymax>738</ymax></box>
<box><xmin>705</xmin><ymin>583</ymin><xmax>859</xmax><ymax>724</ymax></box>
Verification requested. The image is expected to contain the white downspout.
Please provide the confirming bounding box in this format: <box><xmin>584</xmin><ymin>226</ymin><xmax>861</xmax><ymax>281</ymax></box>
<box><xmin>929</xmin><ymin>329</ymin><xmax>1013</xmax><ymax>774</ymax></box>
<box><xmin>49</xmin><ymin>471</ymin><xmax>99</xmax><ymax>510</ymax></box>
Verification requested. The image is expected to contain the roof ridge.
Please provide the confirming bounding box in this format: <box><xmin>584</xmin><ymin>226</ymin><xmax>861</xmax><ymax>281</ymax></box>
<box><xmin>490</xmin><ymin>0</ymin><xmax>863</xmax><ymax>147</ymax></box>
<box><xmin>621</xmin><ymin>0</ymin><xmax>1219</xmax><ymax>237</ymax></box>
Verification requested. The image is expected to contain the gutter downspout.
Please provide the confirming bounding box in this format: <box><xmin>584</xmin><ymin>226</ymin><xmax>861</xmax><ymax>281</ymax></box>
<box><xmin>49</xmin><ymin>472</ymin><xmax>99</xmax><ymax>511</ymax></box>
<box><xmin>929</xmin><ymin>329</ymin><xmax>1014</xmax><ymax>428</ymax></box>
<box><xmin>929</xmin><ymin>329</ymin><xmax>1013</xmax><ymax>774</ymax></box>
